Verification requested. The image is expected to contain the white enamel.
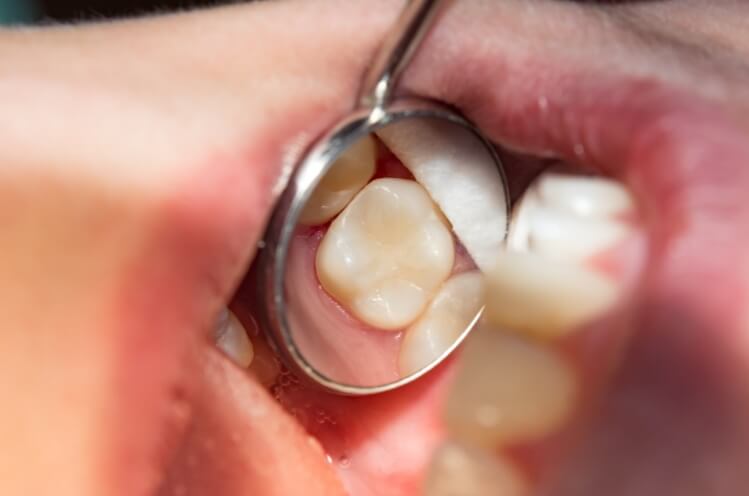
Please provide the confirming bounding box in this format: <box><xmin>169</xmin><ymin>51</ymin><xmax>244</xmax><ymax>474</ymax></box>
<box><xmin>508</xmin><ymin>171</ymin><xmax>634</xmax><ymax>262</ymax></box>
<box><xmin>398</xmin><ymin>271</ymin><xmax>484</xmax><ymax>377</ymax></box>
<box><xmin>299</xmin><ymin>135</ymin><xmax>376</xmax><ymax>226</ymax></box>
<box><xmin>537</xmin><ymin>171</ymin><xmax>633</xmax><ymax>218</ymax></box>
<box><xmin>425</xmin><ymin>441</ymin><xmax>528</xmax><ymax>496</ymax></box>
<box><xmin>444</xmin><ymin>327</ymin><xmax>577</xmax><ymax>447</ymax></box>
<box><xmin>377</xmin><ymin>119</ymin><xmax>507</xmax><ymax>272</ymax></box>
<box><xmin>317</xmin><ymin>178</ymin><xmax>454</xmax><ymax>330</ymax></box>
<box><xmin>484</xmin><ymin>251</ymin><xmax>618</xmax><ymax>338</ymax></box>
<box><xmin>215</xmin><ymin>309</ymin><xmax>254</xmax><ymax>368</ymax></box>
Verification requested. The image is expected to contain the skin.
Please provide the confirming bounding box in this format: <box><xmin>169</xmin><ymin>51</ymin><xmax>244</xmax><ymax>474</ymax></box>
<box><xmin>1</xmin><ymin>0</ymin><xmax>749</xmax><ymax>494</ymax></box>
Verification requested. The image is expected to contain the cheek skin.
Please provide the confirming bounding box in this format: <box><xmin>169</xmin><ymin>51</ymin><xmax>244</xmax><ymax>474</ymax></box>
<box><xmin>0</xmin><ymin>2</ymin><xmax>405</xmax><ymax>492</ymax></box>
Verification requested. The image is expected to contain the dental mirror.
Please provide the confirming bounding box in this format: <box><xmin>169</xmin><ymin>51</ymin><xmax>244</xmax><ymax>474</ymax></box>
<box><xmin>255</xmin><ymin>0</ymin><xmax>509</xmax><ymax>395</ymax></box>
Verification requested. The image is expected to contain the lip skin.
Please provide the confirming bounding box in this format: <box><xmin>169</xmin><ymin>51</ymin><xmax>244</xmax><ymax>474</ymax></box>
<box><xmin>3</xmin><ymin>2</ymin><xmax>749</xmax><ymax>496</ymax></box>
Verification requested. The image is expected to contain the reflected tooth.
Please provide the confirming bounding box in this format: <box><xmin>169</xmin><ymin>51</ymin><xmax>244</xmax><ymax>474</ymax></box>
<box><xmin>299</xmin><ymin>135</ymin><xmax>376</xmax><ymax>226</ymax></box>
<box><xmin>484</xmin><ymin>251</ymin><xmax>618</xmax><ymax>338</ymax></box>
<box><xmin>377</xmin><ymin>119</ymin><xmax>508</xmax><ymax>272</ymax></box>
<box><xmin>444</xmin><ymin>327</ymin><xmax>576</xmax><ymax>447</ymax></box>
<box><xmin>317</xmin><ymin>178</ymin><xmax>454</xmax><ymax>330</ymax></box>
<box><xmin>537</xmin><ymin>172</ymin><xmax>633</xmax><ymax>218</ymax></box>
<box><xmin>215</xmin><ymin>309</ymin><xmax>254</xmax><ymax>367</ymax></box>
<box><xmin>399</xmin><ymin>271</ymin><xmax>484</xmax><ymax>377</ymax></box>
<box><xmin>508</xmin><ymin>171</ymin><xmax>634</xmax><ymax>262</ymax></box>
<box><xmin>424</xmin><ymin>440</ymin><xmax>528</xmax><ymax>496</ymax></box>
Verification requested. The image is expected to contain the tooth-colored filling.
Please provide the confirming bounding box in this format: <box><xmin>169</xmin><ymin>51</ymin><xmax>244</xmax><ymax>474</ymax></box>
<box><xmin>508</xmin><ymin>172</ymin><xmax>634</xmax><ymax>262</ymax></box>
<box><xmin>424</xmin><ymin>441</ymin><xmax>528</xmax><ymax>496</ymax></box>
<box><xmin>299</xmin><ymin>135</ymin><xmax>376</xmax><ymax>226</ymax></box>
<box><xmin>316</xmin><ymin>178</ymin><xmax>455</xmax><ymax>330</ymax></box>
<box><xmin>398</xmin><ymin>271</ymin><xmax>484</xmax><ymax>377</ymax></box>
<box><xmin>377</xmin><ymin>119</ymin><xmax>508</xmax><ymax>272</ymax></box>
<box><xmin>215</xmin><ymin>309</ymin><xmax>254</xmax><ymax>368</ymax></box>
<box><xmin>444</xmin><ymin>327</ymin><xmax>577</xmax><ymax>447</ymax></box>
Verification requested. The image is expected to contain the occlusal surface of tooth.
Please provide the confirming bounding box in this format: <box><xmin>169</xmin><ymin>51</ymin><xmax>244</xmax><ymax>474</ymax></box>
<box><xmin>215</xmin><ymin>309</ymin><xmax>254</xmax><ymax>367</ymax></box>
<box><xmin>377</xmin><ymin>119</ymin><xmax>508</xmax><ymax>272</ymax></box>
<box><xmin>484</xmin><ymin>251</ymin><xmax>618</xmax><ymax>338</ymax></box>
<box><xmin>299</xmin><ymin>135</ymin><xmax>376</xmax><ymax>226</ymax></box>
<box><xmin>508</xmin><ymin>171</ymin><xmax>634</xmax><ymax>262</ymax></box>
<box><xmin>444</xmin><ymin>327</ymin><xmax>577</xmax><ymax>448</ymax></box>
<box><xmin>424</xmin><ymin>440</ymin><xmax>528</xmax><ymax>496</ymax></box>
<box><xmin>316</xmin><ymin>178</ymin><xmax>454</xmax><ymax>330</ymax></box>
<box><xmin>398</xmin><ymin>271</ymin><xmax>484</xmax><ymax>377</ymax></box>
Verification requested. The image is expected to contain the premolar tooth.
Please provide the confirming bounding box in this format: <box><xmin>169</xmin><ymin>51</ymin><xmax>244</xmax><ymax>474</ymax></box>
<box><xmin>536</xmin><ymin>172</ymin><xmax>633</xmax><ymax>218</ymax></box>
<box><xmin>444</xmin><ymin>327</ymin><xmax>576</xmax><ymax>447</ymax></box>
<box><xmin>299</xmin><ymin>135</ymin><xmax>376</xmax><ymax>226</ymax></box>
<box><xmin>398</xmin><ymin>271</ymin><xmax>484</xmax><ymax>377</ymax></box>
<box><xmin>424</xmin><ymin>440</ymin><xmax>528</xmax><ymax>496</ymax></box>
<box><xmin>215</xmin><ymin>309</ymin><xmax>254</xmax><ymax>367</ymax></box>
<box><xmin>484</xmin><ymin>251</ymin><xmax>618</xmax><ymax>338</ymax></box>
<box><xmin>377</xmin><ymin>119</ymin><xmax>508</xmax><ymax>272</ymax></box>
<box><xmin>317</xmin><ymin>178</ymin><xmax>454</xmax><ymax>330</ymax></box>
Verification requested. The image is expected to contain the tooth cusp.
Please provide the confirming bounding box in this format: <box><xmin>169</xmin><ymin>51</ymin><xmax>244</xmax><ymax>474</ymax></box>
<box><xmin>508</xmin><ymin>171</ymin><xmax>634</xmax><ymax>262</ymax></box>
<box><xmin>316</xmin><ymin>178</ymin><xmax>454</xmax><ymax>330</ymax></box>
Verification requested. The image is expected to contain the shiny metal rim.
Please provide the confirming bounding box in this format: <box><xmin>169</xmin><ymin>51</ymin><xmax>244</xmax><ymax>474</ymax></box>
<box><xmin>257</xmin><ymin>98</ymin><xmax>509</xmax><ymax>395</ymax></box>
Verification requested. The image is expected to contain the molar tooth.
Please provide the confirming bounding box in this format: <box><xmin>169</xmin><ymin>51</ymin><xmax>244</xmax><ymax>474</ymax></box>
<box><xmin>398</xmin><ymin>271</ymin><xmax>484</xmax><ymax>377</ymax></box>
<box><xmin>536</xmin><ymin>172</ymin><xmax>633</xmax><ymax>218</ymax></box>
<box><xmin>424</xmin><ymin>440</ymin><xmax>528</xmax><ymax>496</ymax></box>
<box><xmin>299</xmin><ymin>135</ymin><xmax>376</xmax><ymax>226</ymax></box>
<box><xmin>215</xmin><ymin>309</ymin><xmax>254</xmax><ymax>367</ymax></box>
<box><xmin>316</xmin><ymin>178</ymin><xmax>454</xmax><ymax>330</ymax></box>
<box><xmin>508</xmin><ymin>171</ymin><xmax>634</xmax><ymax>263</ymax></box>
<box><xmin>526</xmin><ymin>205</ymin><xmax>630</xmax><ymax>261</ymax></box>
<box><xmin>377</xmin><ymin>119</ymin><xmax>508</xmax><ymax>272</ymax></box>
<box><xmin>484</xmin><ymin>251</ymin><xmax>618</xmax><ymax>338</ymax></box>
<box><xmin>444</xmin><ymin>327</ymin><xmax>577</xmax><ymax>447</ymax></box>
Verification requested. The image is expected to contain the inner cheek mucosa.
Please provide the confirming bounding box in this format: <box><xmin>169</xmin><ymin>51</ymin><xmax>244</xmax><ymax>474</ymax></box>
<box><xmin>287</xmin><ymin>137</ymin><xmax>482</xmax><ymax>384</ymax></box>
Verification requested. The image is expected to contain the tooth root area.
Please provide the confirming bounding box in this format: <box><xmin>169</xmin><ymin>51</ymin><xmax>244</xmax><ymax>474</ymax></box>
<box><xmin>299</xmin><ymin>135</ymin><xmax>376</xmax><ymax>226</ymax></box>
<box><xmin>317</xmin><ymin>178</ymin><xmax>454</xmax><ymax>330</ymax></box>
<box><xmin>424</xmin><ymin>440</ymin><xmax>528</xmax><ymax>496</ymax></box>
<box><xmin>399</xmin><ymin>271</ymin><xmax>484</xmax><ymax>377</ymax></box>
<box><xmin>484</xmin><ymin>251</ymin><xmax>618</xmax><ymax>338</ymax></box>
<box><xmin>444</xmin><ymin>326</ymin><xmax>577</xmax><ymax>447</ymax></box>
<box><xmin>509</xmin><ymin>171</ymin><xmax>634</xmax><ymax>262</ymax></box>
<box><xmin>215</xmin><ymin>309</ymin><xmax>254</xmax><ymax>368</ymax></box>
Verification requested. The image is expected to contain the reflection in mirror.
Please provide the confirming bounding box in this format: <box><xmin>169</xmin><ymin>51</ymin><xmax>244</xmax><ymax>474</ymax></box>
<box><xmin>284</xmin><ymin>116</ymin><xmax>508</xmax><ymax>388</ymax></box>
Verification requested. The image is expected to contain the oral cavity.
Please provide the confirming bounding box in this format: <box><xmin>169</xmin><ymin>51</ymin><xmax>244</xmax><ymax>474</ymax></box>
<box><xmin>427</xmin><ymin>170</ymin><xmax>638</xmax><ymax>494</ymax></box>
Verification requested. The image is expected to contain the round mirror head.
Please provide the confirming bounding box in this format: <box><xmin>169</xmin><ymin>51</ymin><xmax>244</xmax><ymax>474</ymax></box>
<box><xmin>259</xmin><ymin>101</ymin><xmax>509</xmax><ymax>394</ymax></box>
